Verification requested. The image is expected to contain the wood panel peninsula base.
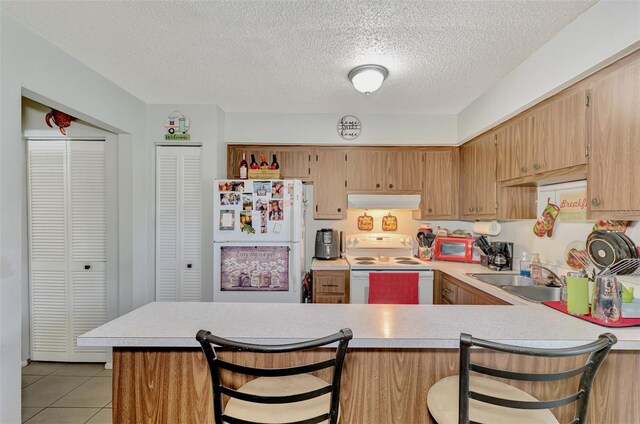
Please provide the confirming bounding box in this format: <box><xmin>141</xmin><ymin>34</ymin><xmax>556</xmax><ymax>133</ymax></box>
<box><xmin>112</xmin><ymin>347</ymin><xmax>639</xmax><ymax>423</ymax></box>
<box><xmin>77</xmin><ymin>300</ymin><xmax>640</xmax><ymax>424</ymax></box>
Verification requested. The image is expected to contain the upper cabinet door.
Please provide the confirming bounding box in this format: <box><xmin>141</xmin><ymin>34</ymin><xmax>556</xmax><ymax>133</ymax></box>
<box><xmin>386</xmin><ymin>151</ymin><xmax>423</xmax><ymax>191</ymax></box>
<box><xmin>271</xmin><ymin>148</ymin><xmax>311</xmax><ymax>180</ymax></box>
<box><xmin>589</xmin><ymin>58</ymin><xmax>640</xmax><ymax>214</ymax></box>
<box><xmin>473</xmin><ymin>133</ymin><xmax>497</xmax><ymax>217</ymax></box>
<box><xmin>459</xmin><ymin>142</ymin><xmax>476</xmax><ymax>217</ymax></box>
<box><xmin>346</xmin><ymin>150</ymin><xmax>386</xmax><ymax>190</ymax></box>
<box><xmin>496</xmin><ymin>113</ymin><xmax>534</xmax><ymax>181</ymax></box>
<box><xmin>422</xmin><ymin>149</ymin><xmax>457</xmax><ymax>218</ymax></box>
<box><xmin>314</xmin><ymin>149</ymin><xmax>347</xmax><ymax>219</ymax></box>
<box><xmin>532</xmin><ymin>89</ymin><xmax>588</xmax><ymax>174</ymax></box>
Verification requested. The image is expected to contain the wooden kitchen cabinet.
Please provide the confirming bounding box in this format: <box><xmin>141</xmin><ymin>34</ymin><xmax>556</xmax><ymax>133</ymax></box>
<box><xmin>226</xmin><ymin>145</ymin><xmax>312</xmax><ymax>181</ymax></box>
<box><xmin>313</xmin><ymin>149</ymin><xmax>347</xmax><ymax>219</ymax></box>
<box><xmin>346</xmin><ymin>149</ymin><xmax>386</xmax><ymax>190</ymax></box>
<box><xmin>532</xmin><ymin>88</ymin><xmax>588</xmax><ymax>175</ymax></box>
<box><xmin>588</xmin><ymin>55</ymin><xmax>640</xmax><ymax>218</ymax></box>
<box><xmin>385</xmin><ymin>151</ymin><xmax>423</xmax><ymax>191</ymax></box>
<box><xmin>433</xmin><ymin>271</ymin><xmax>510</xmax><ymax>305</ymax></box>
<box><xmin>413</xmin><ymin>148</ymin><xmax>458</xmax><ymax>219</ymax></box>
<box><xmin>460</xmin><ymin>134</ymin><xmax>497</xmax><ymax>219</ymax></box>
<box><xmin>346</xmin><ymin>149</ymin><xmax>423</xmax><ymax>192</ymax></box>
<box><xmin>496</xmin><ymin>113</ymin><xmax>535</xmax><ymax>181</ymax></box>
<box><xmin>312</xmin><ymin>270</ymin><xmax>349</xmax><ymax>304</ymax></box>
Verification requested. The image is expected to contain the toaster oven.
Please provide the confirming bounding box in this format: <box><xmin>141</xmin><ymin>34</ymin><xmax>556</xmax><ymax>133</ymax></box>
<box><xmin>433</xmin><ymin>236</ymin><xmax>480</xmax><ymax>263</ymax></box>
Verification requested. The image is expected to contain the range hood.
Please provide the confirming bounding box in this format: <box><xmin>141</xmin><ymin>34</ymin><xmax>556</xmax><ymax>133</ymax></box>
<box><xmin>347</xmin><ymin>194</ymin><xmax>421</xmax><ymax>210</ymax></box>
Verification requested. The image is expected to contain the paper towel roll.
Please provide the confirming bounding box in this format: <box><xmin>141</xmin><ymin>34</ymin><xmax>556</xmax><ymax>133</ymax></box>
<box><xmin>472</xmin><ymin>220</ymin><xmax>502</xmax><ymax>236</ymax></box>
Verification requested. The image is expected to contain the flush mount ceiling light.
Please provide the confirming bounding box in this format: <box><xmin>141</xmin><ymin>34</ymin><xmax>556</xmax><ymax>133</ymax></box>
<box><xmin>348</xmin><ymin>64</ymin><xmax>388</xmax><ymax>95</ymax></box>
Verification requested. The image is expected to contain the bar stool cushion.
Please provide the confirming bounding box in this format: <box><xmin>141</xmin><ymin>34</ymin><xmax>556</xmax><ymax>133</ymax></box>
<box><xmin>224</xmin><ymin>373</ymin><xmax>337</xmax><ymax>424</ymax></box>
<box><xmin>427</xmin><ymin>375</ymin><xmax>559</xmax><ymax>424</ymax></box>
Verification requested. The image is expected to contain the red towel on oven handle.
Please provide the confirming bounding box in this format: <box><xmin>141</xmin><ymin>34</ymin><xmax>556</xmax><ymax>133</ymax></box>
<box><xmin>368</xmin><ymin>272</ymin><xmax>419</xmax><ymax>304</ymax></box>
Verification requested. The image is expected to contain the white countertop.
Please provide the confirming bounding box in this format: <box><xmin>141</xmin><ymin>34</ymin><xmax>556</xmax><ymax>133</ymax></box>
<box><xmin>78</xmin><ymin>300</ymin><xmax>640</xmax><ymax>350</ymax></box>
<box><xmin>311</xmin><ymin>258</ymin><xmax>350</xmax><ymax>270</ymax></box>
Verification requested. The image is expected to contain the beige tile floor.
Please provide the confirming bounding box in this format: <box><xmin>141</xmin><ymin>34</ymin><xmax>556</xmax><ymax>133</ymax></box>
<box><xmin>22</xmin><ymin>362</ymin><xmax>112</xmax><ymax>424</ymax></box>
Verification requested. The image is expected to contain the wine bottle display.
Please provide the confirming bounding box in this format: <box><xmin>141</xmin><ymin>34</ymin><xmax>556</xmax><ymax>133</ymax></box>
<box><xmin>239</xmin><ymin>153</ymin><xmax>248</xmax><ymax>179</ymax></box>
<box><xmin>270</xmin><ymin>154</ymin><xmax>280</xmax><ymax>170</ymax></box>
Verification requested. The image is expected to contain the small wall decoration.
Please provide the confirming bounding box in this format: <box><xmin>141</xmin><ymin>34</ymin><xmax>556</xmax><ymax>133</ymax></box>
<box><xmin>357</xmin><ymin>212</ymin><xmax>374</xmax><ymax>231</ymax></box>
<box><xmin>164</xmin><ymin>111</ymin><xmax>191</xmax><ymax>140</ymax></box>
<box><xmin>220</xmin><ymin>246</ymin><xmax>289</xmax><ymax>291</ymax></box>
<box><xmin>45</xmin><ymin>109</ymin><xmax>75</xmax><ymax>135</ymax></box>
<box><xmin>337</xmin><ymin>115</ymin><xmax>362</xmax><ymax>140</ymax></box>
<box><xmin>533</xmin><ymin>198</ymin><xmax>560</xmax><ymax>238</ymax></box>
<box><xmin>382</xmin><ymin>213</ymin><xmax>398</xmax><ymax>231</ymax></box>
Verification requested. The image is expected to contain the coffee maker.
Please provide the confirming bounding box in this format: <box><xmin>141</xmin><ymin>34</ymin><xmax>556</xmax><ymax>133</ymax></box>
<box><xmin>487</xmin><ymin>241</ymin><xmax>513</xmax><ymax>271</ymax></box>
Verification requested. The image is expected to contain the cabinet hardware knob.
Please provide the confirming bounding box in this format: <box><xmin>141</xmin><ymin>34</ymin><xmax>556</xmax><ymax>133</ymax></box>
<box><xmin>591</xmin><ymin>197</ymin><xmax>601</xmax><ymax>207</ymax></box>
<box><xmin>337</xmin><ymin>208</ymin><xmax>342</xmax><ymax>212</ymax></box>
<box><xmin>427</xmin><ymin>208</ymin><xmax>433</xmax><ymax>213</ymax></box>
<box><xmin>443</xmin><ymin>288</ymin><xmax>453</xmax><ymax>294</ymax></box>
<box><xmin>520</xmin><ymin>166</ymin><xmax>527</xmax><ymax>173</ymax></box>
<box><xmin>337</xmin><ymin>299</ymin><xmax>343</xmax><ymax>304</ymax></box>
<box><xmin>476</xmin><ymin>207</ymin><xmax>481</xmax><ymax>212</ymax></box>
<box><xmin>187</xmin><ymin>263</ymin><xmax>192</xmax><ymax>269</ymax></box>
<box><xmin>84</xmin><ymin>265</ymin><xmax>91</xmax><ymax>270</ymax></box>
<box><xmin>389</xmin><ymin>184</ymin><xmax>393</xmax><ymax>189</ymax></box>
<box><xmin>533</xmin><ymin>163</ymin><xmax>541</xmax><ymax>170</ymax></box>
<box><xmin>376</xmin><ymin>183</ymin><xmax>381</xmax><ymax>188</ymax></box>
<box><xmin>468</xmin><ymin>207</ymin><xmax>473</xmax><ymax>212</ymax></box>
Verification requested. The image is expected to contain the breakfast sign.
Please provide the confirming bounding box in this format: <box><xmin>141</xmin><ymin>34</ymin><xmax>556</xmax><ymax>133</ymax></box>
<box><xmin>557</xmin><ymin>188</ymin><xmax>587</xmax><ymax>221</ymax></box>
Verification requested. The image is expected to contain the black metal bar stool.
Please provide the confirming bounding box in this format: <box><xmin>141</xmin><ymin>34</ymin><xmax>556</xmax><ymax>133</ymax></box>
<box><xmin>197</xmin><ymin>328</ymin><xmax>353</xmax><ymax>424</ymax></box>
<box><xmin>427</xmin><ymin>332</ymin><xmax>616</xmax><ymax>424</ymax></box>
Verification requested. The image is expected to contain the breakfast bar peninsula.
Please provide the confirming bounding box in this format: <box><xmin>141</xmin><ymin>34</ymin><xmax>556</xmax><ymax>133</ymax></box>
<box><xmin>79</xmin><ymin>300</ymin><xmax>640</xmax><ymax>423</ymax></box>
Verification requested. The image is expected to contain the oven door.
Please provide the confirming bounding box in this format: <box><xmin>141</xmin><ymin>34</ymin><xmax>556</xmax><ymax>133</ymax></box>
<box><xmin>349</xmin><ymin>270</ymin><xmax>433</xmax><ymax>304</ymax></box>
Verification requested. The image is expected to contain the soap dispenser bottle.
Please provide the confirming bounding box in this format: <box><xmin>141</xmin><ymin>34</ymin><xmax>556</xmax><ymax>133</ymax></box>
<box><xmin>520</xmin><ymin>253</ymin><xmax>531</xmax><ymax>277</ymax></box>
<box><xmin>531</xmin><ymin>253</ymin><xmax>542</xmax><ymax>280</ymax></box>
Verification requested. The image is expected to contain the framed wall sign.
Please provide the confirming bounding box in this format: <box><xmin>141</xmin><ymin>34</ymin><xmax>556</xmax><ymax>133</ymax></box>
<box><xmin>337</xmin><ymin>115</ymin><xmax>362</xmax><ymax>140</ymax></box>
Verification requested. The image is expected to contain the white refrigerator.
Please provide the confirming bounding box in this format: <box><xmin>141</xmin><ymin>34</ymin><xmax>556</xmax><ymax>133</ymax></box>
<box><xmin>213</xmin><ymin>179</ymin><xmax>305</xmax><ymax>302</ymax></box>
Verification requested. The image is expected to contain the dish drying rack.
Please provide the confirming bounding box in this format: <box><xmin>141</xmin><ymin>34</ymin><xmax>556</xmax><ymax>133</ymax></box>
<box><xmin>569</xmin><ymin>250</ymin><xmax>640</xmax><ymax>277</ymax></box>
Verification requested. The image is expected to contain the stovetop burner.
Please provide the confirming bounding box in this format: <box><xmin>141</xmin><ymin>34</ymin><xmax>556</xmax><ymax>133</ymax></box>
<box><xmin>354</xmin><ymin>257</ymin><xmax>375</xmax><ymax>260</ymax></box>
<box><xmin>356</xmin><ymin>261</ymin><xmax>375</xmax><ymax>265</ymax></box>
<box><xmin>396</xmin><ymin>260</ymin><xmax>421</xmax><ymax>265</ymax></box>
<box><xmin>394</xmin><ymin>257</ymin><xmax>414</xmax><ymax>261</ymax></box>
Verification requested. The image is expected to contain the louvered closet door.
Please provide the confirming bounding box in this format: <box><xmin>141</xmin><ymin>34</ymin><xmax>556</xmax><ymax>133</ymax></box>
<box><xmin>28</xmin><ymin>141</ymin><xmax>70</xmax><ymax>361</ymax></box>
<box><xmin>156</xmin><ymin>146</ymin><xmax>202</xmax><ymax>302</ymax></box>
<box><xmin>68</xmin><ymin>141</ymin><xmax>107</xmax><ymax>361</ymax></box>
<box><xmin>180</xmin><ymin>149</ymin><xmax>202</xmax><ymax>301</ymax></box>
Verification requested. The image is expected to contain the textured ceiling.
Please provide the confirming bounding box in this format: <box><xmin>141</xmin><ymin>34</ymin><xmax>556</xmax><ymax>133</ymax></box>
<box><xmin>3</xmin><ymin>0</ymin><xmax>597</xmax><ymax>114</ymax></box>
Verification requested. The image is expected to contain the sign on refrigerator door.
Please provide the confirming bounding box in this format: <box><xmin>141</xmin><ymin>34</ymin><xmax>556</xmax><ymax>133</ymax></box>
<box><xmin>220</xmin><ymin>246</ymin><xmax>289</xmax><ymax>291</ymax></box>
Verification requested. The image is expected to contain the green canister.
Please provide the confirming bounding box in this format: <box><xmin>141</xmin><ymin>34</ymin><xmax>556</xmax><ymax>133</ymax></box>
<box><xmin>566</xmin><ymin>270</ymin><xmax>590</xmax><ymax>315</ymax></box>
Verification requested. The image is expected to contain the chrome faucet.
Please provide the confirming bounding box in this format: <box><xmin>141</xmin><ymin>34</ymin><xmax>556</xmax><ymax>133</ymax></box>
<box><xmin>530</xmin><ymin>264</ymin><xmax>564</xmax><ymax>286</ymax></box>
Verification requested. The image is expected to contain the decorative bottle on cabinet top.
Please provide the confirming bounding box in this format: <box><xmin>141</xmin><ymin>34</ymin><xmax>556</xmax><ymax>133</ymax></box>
<box><xmin>249</xmin><ymin>154</ymin><xmax>259</xmax><ymax>170</ymax></box>
<box><xmin>270</xmin><ymin>154</ymin><xmax>280</xmax><ymax>170</ymax></box>
<box><xmin>239</xmin><ymin>153</ymin><xmax>248</xmax><ymax>179</ymax></box>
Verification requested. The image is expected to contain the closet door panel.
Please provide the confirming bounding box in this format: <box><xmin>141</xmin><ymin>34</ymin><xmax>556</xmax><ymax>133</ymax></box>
<box><xmin>28</xmin><ymin>141</ymin><xmax>70</xmax><ymax>360</ymax></box>
<box><xmin>31</xmin><ymin>270</ymin><xmax>69</xmax><ymax>360</ymax></box>
<box><xmin>69</xmin><ymin>141</ymin><xmax>107</xmax><ymax>262</ymax></box>
<box><xmin>70</xmin><ymin>270</ymin><xmax>107</xmax><ymax>358</ymax></box>
<box><xmin>180</xmin><ymin>152</ymin><xmax>202</xmax><ymax>301</ymax></box>
<box><xmin>68</xmin><ymin>141</ymin><xmax>107</xmax><ymax>358</ymax></box>
<box><xmin>156</xmin><ymin>151</ymin><xmax>179</xmax><ymax>301</ymax></box>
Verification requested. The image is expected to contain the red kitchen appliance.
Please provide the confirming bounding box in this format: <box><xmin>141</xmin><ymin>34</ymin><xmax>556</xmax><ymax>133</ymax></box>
<box><xmin>433</xmin><ymin>236</ymin><xmax>480</xmax><ymax>263</ymax></box>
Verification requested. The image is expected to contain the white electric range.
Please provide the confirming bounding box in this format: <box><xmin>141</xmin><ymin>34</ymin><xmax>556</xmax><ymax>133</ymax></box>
<box><xmin>345</xmin><ymin>234</ymin><xmax>434</xmax><ymax>304</ymax></box>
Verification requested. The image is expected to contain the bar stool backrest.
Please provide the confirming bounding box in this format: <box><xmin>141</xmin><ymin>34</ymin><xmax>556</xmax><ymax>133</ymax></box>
<box><xmin>197</xmin><ymin>328</ymin><xmax>353</xmax><ymax>424</ymax></box>
<box><xmin>458</xmin><ymin>332</ymin><xmax>617</xmax><ymax>424</ymax></box>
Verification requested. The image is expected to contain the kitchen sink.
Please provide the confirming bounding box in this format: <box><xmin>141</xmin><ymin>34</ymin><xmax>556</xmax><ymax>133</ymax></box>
<box><xmin>469</xmin><ymin>273</ymin><xmax>536</xmax><ymax>287</ymax></box>
<box><xmin>502</xmin><ymin>285</ymin><xmax>562</xmax><ymax>302</ymax></box>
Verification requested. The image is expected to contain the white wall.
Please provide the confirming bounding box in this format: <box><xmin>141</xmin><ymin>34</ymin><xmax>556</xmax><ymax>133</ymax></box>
<box><xmin>0</xmin><ymin>14</ymin><xmax>147</xmax><ymax>423</ymax></box>
<box><xmin>226</xmin><ymin>112</ymin><xmax>457</xmax><ymax>145</ymax></box>
<box><xmin>458</xmin><ymin>0</ymin><xmax>640</xmax><ymax>141</ymax></box>
<box><xmin>146</xmin><ymin>105</ymin><xmax>225</xmax><ymax>301</ymax></box>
